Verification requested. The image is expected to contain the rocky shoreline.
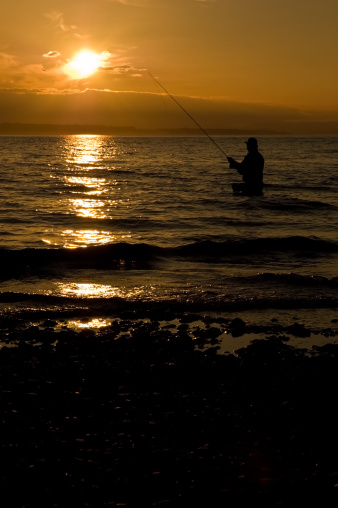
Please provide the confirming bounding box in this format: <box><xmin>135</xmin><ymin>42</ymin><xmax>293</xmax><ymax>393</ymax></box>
<box><xmin>1</xmin><ymin>313</ymin><xmax>338</xmax><ymax>507</ymax></box>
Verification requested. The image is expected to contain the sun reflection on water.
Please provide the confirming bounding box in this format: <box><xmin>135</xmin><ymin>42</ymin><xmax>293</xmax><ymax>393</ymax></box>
<box><xmin>61</xmin><ymin>229</ymin><xmax>117</xmax><ymax>248</ymax></box>
<box><xmin>67</xmin><ymin>318</ymin><xmax>112</xmax><ymax>329</ymax></box>
<box><xmin>41</xmin><ymin>135</ymin><xmax>135</xmax><ymax>248</ymax></box>
<box><xmin>64</xmin><ymin>176</ymin><xmax>108</xmax><ymax>195</ymax></box>
<box><xmin>69</xmin><ymin>198</ymin><xmax>107</xmax><ymax>218</ymax></box>
<box><xmin>58</xmin><ymin>283</ymin><xmax>121</xmax><ymax>298</ymax></box>
<box><xmin>50</xmin><ymin>135</ymin><xmax>131</xmax><ymax>248</ymax></box>
<box><xmin>56</xmin><ymin>282</ymin><xmax>149</xmax><ymax>299</ymax></box>
<box><xmin>65</xmin><ymin>135</ymin><xmax>104</xmax><ymax>167</ymax></box>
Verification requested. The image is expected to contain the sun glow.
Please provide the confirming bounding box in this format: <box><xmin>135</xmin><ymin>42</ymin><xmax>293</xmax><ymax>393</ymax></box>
<box><xmin>64</xmin><ymin>51</ymin><xmax>102</xmax><ymax>79</ymax></box>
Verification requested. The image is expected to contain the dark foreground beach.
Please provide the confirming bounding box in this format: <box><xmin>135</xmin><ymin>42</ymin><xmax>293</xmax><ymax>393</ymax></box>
<box><xmin>1</xmin><ymin>309</ymin><xmax>338</xmax><ymax>508</ymax></box>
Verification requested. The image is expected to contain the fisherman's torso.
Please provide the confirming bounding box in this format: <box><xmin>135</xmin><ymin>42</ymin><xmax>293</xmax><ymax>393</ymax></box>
<box><xmin>241</xmin><ymin>151</ymin><xmax>264</xmax><ymax>186</ymax></box>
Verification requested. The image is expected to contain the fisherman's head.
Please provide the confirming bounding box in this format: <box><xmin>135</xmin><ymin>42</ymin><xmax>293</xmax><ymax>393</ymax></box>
<box><xmin>245</xmin><ymin>137</ymin><xmax>258</xmax><ymax>151</ymax></box>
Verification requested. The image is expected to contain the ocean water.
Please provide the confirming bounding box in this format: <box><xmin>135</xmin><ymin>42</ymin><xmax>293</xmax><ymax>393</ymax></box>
<box><xmin>1</xmin><ymin>134</ymin><xmax>338</xmax><ymax>349</ymax></box>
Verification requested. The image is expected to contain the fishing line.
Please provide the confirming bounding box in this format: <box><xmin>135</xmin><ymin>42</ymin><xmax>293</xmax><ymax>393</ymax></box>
<box><xmin>148</xmin><ymin>72</ymin><xmax>228</xmax><ymax>159</ymax></box>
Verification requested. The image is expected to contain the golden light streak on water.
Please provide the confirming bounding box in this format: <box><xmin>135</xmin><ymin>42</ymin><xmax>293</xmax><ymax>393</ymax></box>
<box><xmin>68</xmin><ymin>198</ymin><xmax>107</xmax><ymax>218</ymax></box>
<box><xmin>65</xmin><ymin>176</ymin><xmax>109</xmax><ymax>193</ymax></box>
<box><xmin>24</xmin><ymin>135</ymin><xmax>151</xmax><ymax>248</ymax></box>
<box><xmin>65</xmin><ymin>135</ymin><xmax>104</xmax><ymax>167</ymax></box>
<box><xmin>67</xmin><ymin>318</ymin><xmax>112</xmax><ymax>329</ymax></box>
<box><xmin>58</xmin><ymin>283</ymin><xmax>120</xmax><ymax>298</ymax></box>
<box><xmin>56</xmin><ymin>282</ymin><xmax>151</xmax><ymax>299</ymax></box>
<box><xmin>60</xmin><ymin>229</ymin><xmax>117</xmax><ymax>247</ymax></box>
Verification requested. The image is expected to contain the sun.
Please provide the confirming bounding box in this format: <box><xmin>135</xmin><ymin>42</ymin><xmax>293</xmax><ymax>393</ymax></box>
<box><xmin>64</xmin><ymin>50</ymin><xmax>102</xmax><ymax>79</ymax></box>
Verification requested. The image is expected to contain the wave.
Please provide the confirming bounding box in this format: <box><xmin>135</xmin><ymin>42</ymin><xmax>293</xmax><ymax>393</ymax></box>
<box><xmin>0</xmin><ymin>291</ymin><xmax>338</xmax><ymax>315</ymax></box>
<box><xmin>0</xmin><ymin>235</ymin><xmax>337</xmax><ymax>279</ymax></box>
<box><xmin>260</xmin><ymin>195</ymin><xmax>336</xmax><ymax>211</ymax></box>
<box><xmin>172</xmin><ymin>236</ymin><xmax>338</xmax><ymax>258</ymax></box>
<box><xmin>244</xmin><ymin>272</ymin><xmax>338</xmax><ymax>288</ymax></box>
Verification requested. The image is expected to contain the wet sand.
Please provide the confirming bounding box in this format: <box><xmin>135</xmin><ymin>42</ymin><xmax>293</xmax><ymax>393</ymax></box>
<box><xmin>1</xmin><ymin>312</ymin><xmax>338</xmax><ymax>507</ymax></box>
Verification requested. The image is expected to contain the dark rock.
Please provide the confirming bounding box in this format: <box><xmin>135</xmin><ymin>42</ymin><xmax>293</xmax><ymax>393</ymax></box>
<box><xmin>228</xmin><ymin>317</ymin><xmax>246</xmax><ymax>336</ymax></box>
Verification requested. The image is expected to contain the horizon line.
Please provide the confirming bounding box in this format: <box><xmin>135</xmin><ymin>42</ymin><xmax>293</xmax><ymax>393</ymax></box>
<box><xmin>1</xmin><ymin>123</ymin><xmax>338</xmax><ymax>136</ymax></box>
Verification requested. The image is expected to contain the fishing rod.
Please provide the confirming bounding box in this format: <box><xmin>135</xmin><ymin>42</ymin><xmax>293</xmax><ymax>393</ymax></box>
<box><xmin>148</xmin><ymin>72</ymin><xmax>228</xmax><ymax>159</ymax></box>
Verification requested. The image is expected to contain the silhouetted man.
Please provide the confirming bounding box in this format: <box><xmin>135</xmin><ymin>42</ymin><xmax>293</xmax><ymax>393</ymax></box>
<box><xmin>227</xmin><ymin>137</ymin><xmax>264</xmax><ymax>195</ymax></box>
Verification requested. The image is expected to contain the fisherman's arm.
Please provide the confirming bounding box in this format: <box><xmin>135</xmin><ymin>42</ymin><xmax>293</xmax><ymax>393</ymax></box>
<box><xmin>227</xmin><ymin>157</ymin><xmax>245</xmax><ymax>173</ymax></box>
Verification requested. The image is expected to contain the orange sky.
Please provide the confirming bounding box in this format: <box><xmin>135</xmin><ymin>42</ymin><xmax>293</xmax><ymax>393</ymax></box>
<box><xmin>1</xmin><ymin>0</ymin><xmax>338</xmax><ymax>133</ymax></box>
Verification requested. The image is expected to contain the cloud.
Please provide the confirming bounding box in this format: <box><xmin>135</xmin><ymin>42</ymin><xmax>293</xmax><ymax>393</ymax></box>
<box><xmin>107</xmin><ymin>0</ymin><xmax>156</xmax><ymax>5</ymax></box>
<box><xmin>44</xmin><ymin>10</ymin><xmax>87</xmax><ymax>39</ymax></box>
<box><xmin>0</xmin><ymin>43</ymin><xmax>144</xmax><ymax>91</ymax></box>
<box><xmin>45</xmin><ymin>11</ymin><xmax>74</xmax><ymax>32</ymax></box>
<box><xmin>93</xmin><ymin>51</ymin><xmax>145</xmax><ymax>76</ymax></box>
<box><xmin>107</xmin><ymin>0</ymin><xmax>215</xmax><ymax>5</ymax></box>
<box><xmin>0</xmin><ymin>49</ymin><xmax>76</xmax><ymax>91</ymax></box>
<box><xmin>1</xmin><ymin>87</ymin><xmax>337</xmax><ymax>134</ymax></box>
<box><xmin>0</xmin><ymin>52</ymin><xmax>19</xmax><ymax>70</ymax></box>
<box><xmin>99</xmin><ymin>64</ymin><xmax>132</xmax><ymax>72</ymax></box>
<box><xmin>43</xmin><ymin>51</ymin><xmax>61</xmax><ymax>58</ymax></box>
